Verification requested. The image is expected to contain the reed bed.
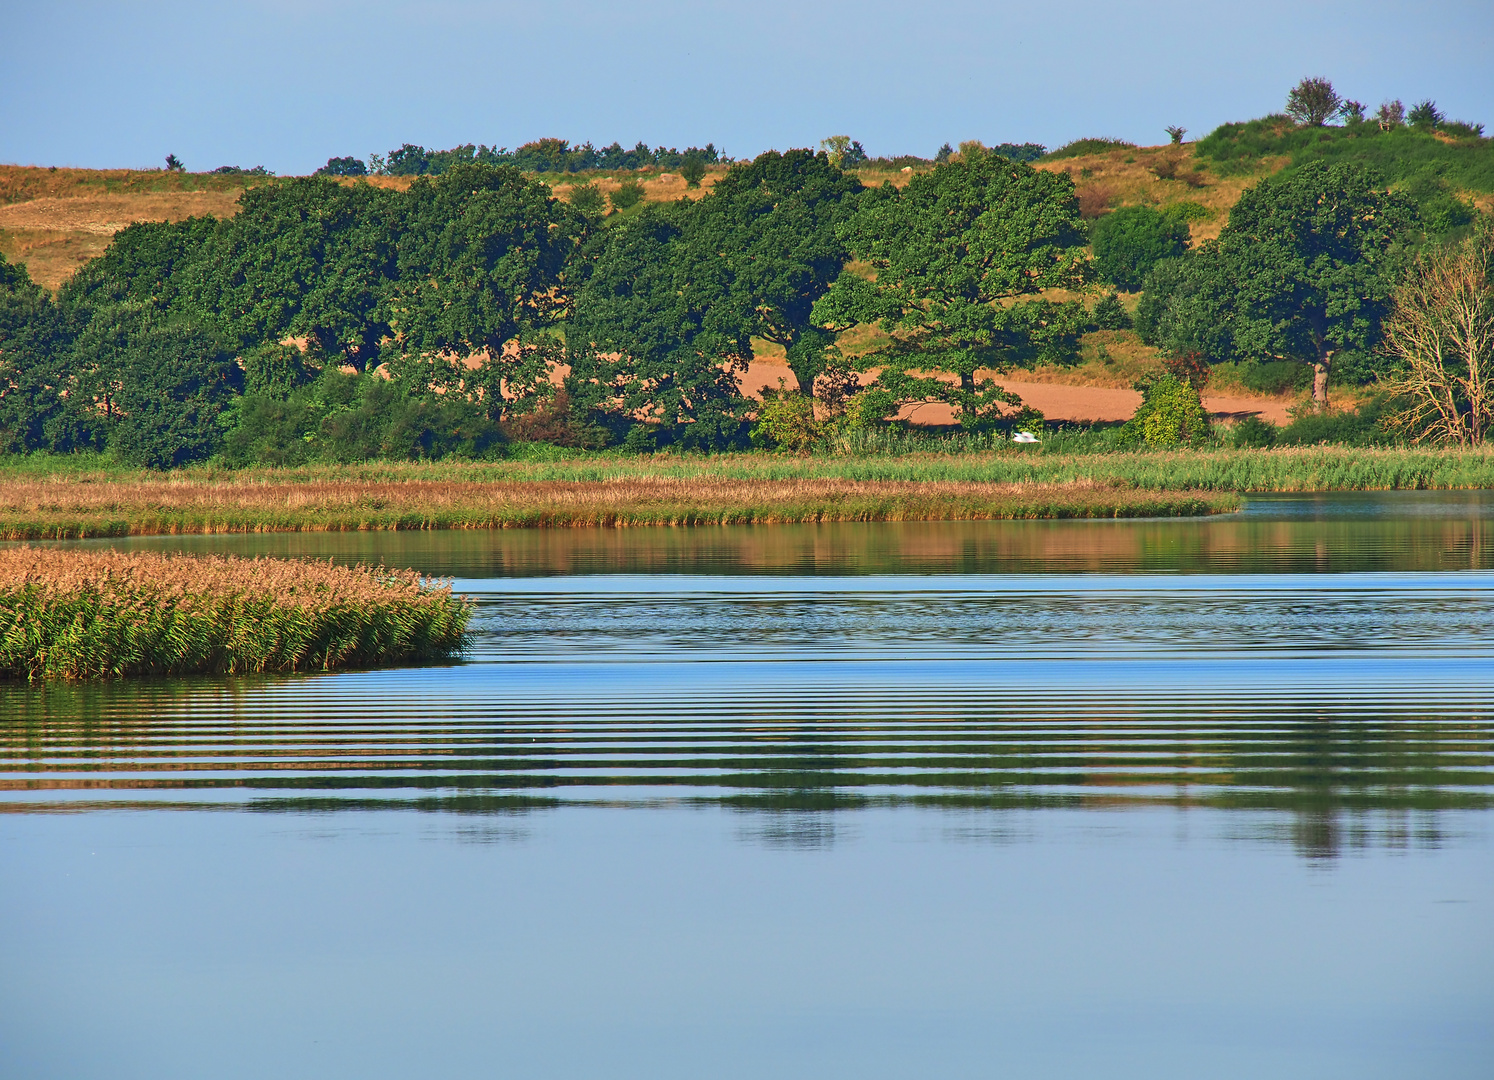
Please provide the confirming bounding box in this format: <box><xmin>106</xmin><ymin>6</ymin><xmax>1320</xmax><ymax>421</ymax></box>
<box><xmin>0</xmin><ymin>477</ymin><xmax>1234</xmax><ymax>539</ymax></box>
<box><xmin>0</xmin><ymin>548</ymin><xmax>471</xmax><ymax>680</ymax></box>
<box><xmin>3</xmin><ymin>444</ymin><xmax>1489</xmax><ymax>539</ymax></box>
<box><xmin>12</xmin><ymin>443</ymin><xmax>1494</xmax><ymax>485</ymax></box>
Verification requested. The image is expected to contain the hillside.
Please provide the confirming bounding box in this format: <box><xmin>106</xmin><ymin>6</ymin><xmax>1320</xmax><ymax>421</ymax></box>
<box><xmin>0</xmin><ymin>164</ymin><xmax>727</xmax><ymax>290</ymax></box>
<box><xmin>0</xmin><ymin>147</ymin><xmax>1255</xmax><ymax>290</ymax></box>
<box><xmin>8</xmin><ymin>116</ymin><xmax>1489</xmax><ymax>292</ymax></box>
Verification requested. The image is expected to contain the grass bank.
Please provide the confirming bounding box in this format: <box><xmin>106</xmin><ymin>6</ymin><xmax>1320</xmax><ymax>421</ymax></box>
<box><xmin>0</xmin><ymin>474</ymin><xmax>1233</xmax><ymax>539</ymax></box>
<box><xmin>0</xmin><ymin>547</ymin><xmax>471</xmax><ymax>680</ymax></box>
<box><xmin>3</xmin><ymin>444</ymin><xmax>1491</xmax><ymax>539</ymax></box>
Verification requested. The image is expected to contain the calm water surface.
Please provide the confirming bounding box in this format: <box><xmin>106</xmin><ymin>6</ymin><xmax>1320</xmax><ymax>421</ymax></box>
<box><xmin>2</xmin><ymin>493</ymin><xmax>1492</xmax><ymax>1078</ymax></box>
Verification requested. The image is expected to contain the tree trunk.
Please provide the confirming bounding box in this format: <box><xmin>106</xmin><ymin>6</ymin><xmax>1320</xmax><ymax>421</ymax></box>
<box><xmin>1312</xmin><ymin>348</ymin><xmax>1333</xmax><ymax>407</ymax></box>
<box><xmin>1311</xmin><ymin>361</ymin><xmax>1329</xmax><ymax>405</ymax></box>
<box><xmin>786</xmin><ymin>365</ymin><xmax>814</xmax><ymax>398</ymax></box>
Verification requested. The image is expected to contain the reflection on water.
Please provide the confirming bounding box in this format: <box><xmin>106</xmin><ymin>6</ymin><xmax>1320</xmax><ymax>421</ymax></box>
<box><xmin>3</xmin><ymin>492</ymin><xmax>1494</xmax><ymax>1079</ymax></box>
<box><xmin>4</xmin><ymin>571</ymin><xmax>1492</xmax><ymax>862</ymax></box>
<box><xmin>49</xmin><ymin>490</ymin><xmax>1494</xmax><ymax>576</ymax></box>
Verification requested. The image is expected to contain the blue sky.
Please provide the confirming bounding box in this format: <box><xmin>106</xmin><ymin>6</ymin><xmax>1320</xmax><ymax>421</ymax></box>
<box><xmin>3</xmin><ymin>0</ymin><xmax>1491</xmax><ymax>173</ymax></box>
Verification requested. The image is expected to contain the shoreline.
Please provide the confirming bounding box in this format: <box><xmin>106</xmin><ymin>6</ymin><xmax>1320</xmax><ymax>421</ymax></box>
<box><xmin>5</xmin><ymin>445</ymin><xmax>1494</xmax><ymax>541</ymax></box>
<box><xmin>0</xmin><ymin>479</ymin><xmax>1237</xmax><ymax>540</ymax></box>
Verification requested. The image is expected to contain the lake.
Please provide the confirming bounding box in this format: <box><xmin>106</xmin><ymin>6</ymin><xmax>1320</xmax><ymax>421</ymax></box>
<box><xmin>2</xmin><ymin>492</ymin><xmax>1491</xmax><ymax>1078</ymax></box>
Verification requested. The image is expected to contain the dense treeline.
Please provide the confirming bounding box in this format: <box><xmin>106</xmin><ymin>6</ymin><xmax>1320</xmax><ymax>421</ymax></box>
<box><xmin>1</xmin><ymin>81</ymin><xmax>1490</xmax><ymax>466</ymax></box>
<box><xmin>310</xmin><ymin>137</ymin><xmax>1052</xmax><ymax>178</ymax></box>
<box><xmin>0</xmin><ymin>146</ymin><xmax>1115</xmax><ymax>465</ymax></box>
<box><xmin>315</xmin><ymin>139</ymin><xmax>727</xmax><ymax>178</ymax></box>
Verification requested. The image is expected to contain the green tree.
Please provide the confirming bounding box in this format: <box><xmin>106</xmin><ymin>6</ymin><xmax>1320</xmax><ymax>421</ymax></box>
<box><xmin>60</xmin><ymin>217</ymin><xmax>220</xmax><ymax>327</ymax></box>
<box><xmin>199</xmin><ymin>179</ymin><xmax>400</xmax><ymax>370</ymax></box>
<box><xmin>679</xmin><ymin>154</ymin><xmax>707</xmax><ymax>188</ymax></box>
<box><xmin>565</xmin><ymin>203</ymin><xmax>753</xmax><ymax>449</ymax></box>
<box><xmin>610</xmin><ymin>179</ymin><xmax>646</xmax><ymax>212</ymax></box>
<box><xmin>1090</xmin><ymin>205</ymin><xmax>1191</xmax><ymax>292</ymax></box>
<box><xmin>0</xmin><ymin>255</ymin><xmax>80</xmax><ymax>453</ymax></box>
<box><xmin>814</xmin><ymin>153</ymin><xmax>1089</xmax><ymax>428</ymax></box>
<box><xmin>1286</xmin><ymin>77</ymin><xmax>1341</xmax><ymax>127</ymax></box>
<box><xmin>388</xmin><ymin>163</ymin><xmax>580</xmax><ymax>418</ymax></box>
<box><xmin>1139</xmin><ymin>161</ymin><xmax>1415</xmax><ymax>405</ymax></box>
<box><xmin>92</xmin><ymin>315</ymin><xmax>243</xmax><ymax>468</ymax></box>
<box><xmin>314</xmin><ymin>156</ymin><xmax>369</xmax><ymax>177</ymax></box>
<box><xmin>686</xmin><ymin>149</ymin><xmax>863</xmax><ymax>398</ymax></box>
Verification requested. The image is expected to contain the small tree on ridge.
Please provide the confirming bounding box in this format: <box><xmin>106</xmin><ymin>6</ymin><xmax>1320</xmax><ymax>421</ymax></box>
<box><xmin>1286</xmin><ymin>78</ymin><xmax>1342</xmax><ymax>127</ymax></box>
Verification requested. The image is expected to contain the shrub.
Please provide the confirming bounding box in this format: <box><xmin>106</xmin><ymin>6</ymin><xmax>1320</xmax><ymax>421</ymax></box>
<box><xmin>1120</xmin><ymin>373</ymin><xmax>1210</xmax><ymax>447</ymax></box>
<box><xmin>1286</xmin><ymin>77</ymin><xmax>1341</xmax><ymax>126</ymax></box>
<box><xmin>1241</xmin><ymin>360</ymin><xmax>1313</xmax><ymax>395</ymax></box>
<box><xmin>1408</xmin><ymin>100</ymin><xmax>1444</xmax><ymax>129</ymax></box>
<box><xmin>1278</xmin><ymin>397</ymin><xmax>1395</xmax><ymax>446</ymax></box>
<box><xmin>1230</xmin><ymin>415</ymin><xmax>1278</xmax><ymax>448</ymax></box>
<box><xmin>568</xmin><ymin>182</ymin><xmax>606</xmax><ymax>216</ymax></box>
<box><xmin>314</xmin><ymin>156</ymin><xmax>368</xmax><ymax>177</ymax></box>
<box><xmin>1044</xmin><ymin>139</ymin><xmax>1137</xmax><ymax>161</ymax></box>
<box><xmin>610</xmin><ymin>178</ymin><xmax>646</xmax><ymax>211</ymax></box>
<box><xmin>1091</xmin><ymin>293</ymin><xmax>1131</xmax><ymax>330</ymax></box>
<box><xmin>750</xmin><ymin>383</ymin><xmax>822</xmax><ymax>452</ymax></box>
<box><xmin>1090</xmin><ymin>205</ymin><xmax>1191</xmax><ymax>292</ymax></box>
<box><xmin>219</xmin><ymin>392</ymin><xmax>317</xmax><ymax>467</ymax></box>
<box><xmin>620</xmin><ymin>423</ymin><xmax>657</xmax><ymax>454</ymax></box>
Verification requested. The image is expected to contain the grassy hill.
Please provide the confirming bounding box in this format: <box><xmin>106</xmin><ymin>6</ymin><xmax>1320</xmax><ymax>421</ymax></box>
<box><xmin>0</xmin><ymin>163</ymin><xmax>734</xmax><ymax>290</ymax></box>
<box><xmin>7</xmin><ymin>114</ymin><xmax>1490</xmax><ymax>293</ymax></box>
<box><xmin>4</xmin><ymin>115</ymin><xmax>1489</xmax><ymax>298</ymax></box>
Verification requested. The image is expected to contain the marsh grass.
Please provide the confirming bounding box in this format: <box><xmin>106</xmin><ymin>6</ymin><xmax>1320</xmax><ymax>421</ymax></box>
<box><xmin>3</xmin><ymin>444</ymin><xmax>1491</xmax><ymax>540</ymax></box>
<box><xmin>0</xmin><ymin>548</ymin><xmax>471</xmax><ymax>680</ymax></box>
<box><xmin>0</xmin><ymin>474</ymin><xmax>1235</xmax><ymax>539</ymax></box>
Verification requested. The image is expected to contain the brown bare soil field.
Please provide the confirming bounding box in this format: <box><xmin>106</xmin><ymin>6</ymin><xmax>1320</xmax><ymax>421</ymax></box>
<box><xmin>743</xmin><ymin>342</ymin><xmax>1297</xmax><ymax>426</ymax></box>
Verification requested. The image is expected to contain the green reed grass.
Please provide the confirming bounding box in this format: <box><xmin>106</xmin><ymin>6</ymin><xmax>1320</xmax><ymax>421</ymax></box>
<box><xmin>1</xmin><ymin>445</ymin><xmax>1489</xmax><ymax>541</ymax></box>
<box><xmin>0</xmin><ymin>548</ymin><xmax>471</xmax><ymax>680</ymax></box>
<box><xmin>201</xmin><ymin>444</ymin><xmax>1494</xmax><ymax>489</ymax></box>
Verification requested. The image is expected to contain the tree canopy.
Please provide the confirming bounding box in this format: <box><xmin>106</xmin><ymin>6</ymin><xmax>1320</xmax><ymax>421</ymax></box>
<box><xmin>566</xmin><ymin>201</ymin><xmax>754</xmax><ymax>449</ymax></box>
<box><xmin>686</xmin><ymin>149</ymin><xmax>864</xmax><ymax>397</ymax></box>
<box><xmin>814</xmin><ymin>151</ymin><xmax>1089</xmax><ymax>427</ymax></box>
<box><xmin>1138</xmin><ymin>160</ymin><xmax>1415</xmax><ymax>403</ymax></box>
<box><xmin>1090</xmin><ymin>205</ymin><xmax>1191</xmax><ymax>292</ymax></box>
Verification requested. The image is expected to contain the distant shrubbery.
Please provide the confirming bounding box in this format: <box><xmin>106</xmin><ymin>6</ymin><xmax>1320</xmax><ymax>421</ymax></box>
<box><xmin>363</xmin><ymin>139</ymin><xmax>724</xmax><ymax>176</ymax></box>
<box><xmin>1044</xmin><ymin>139</ymin><xmax>1138</xmax><ymax>161</ymax></box>
<box><xmin>1089</xmin><ymin>205</ymin><xmax>1192</xmax><ymax>292</ymax></box>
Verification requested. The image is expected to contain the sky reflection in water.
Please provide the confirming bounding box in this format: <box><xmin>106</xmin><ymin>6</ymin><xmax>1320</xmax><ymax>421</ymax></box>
<box><xmin>1</xmin><ymin>493</ymin><xmax>1491</xmax><ymax>1078</ymax></box>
